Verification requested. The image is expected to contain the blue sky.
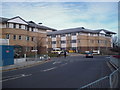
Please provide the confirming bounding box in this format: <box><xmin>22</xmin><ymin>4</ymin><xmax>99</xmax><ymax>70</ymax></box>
<box><xmin>1</xmin><ymin>2</ymin><xmax>118</xmax><ymax>33</ymax></box>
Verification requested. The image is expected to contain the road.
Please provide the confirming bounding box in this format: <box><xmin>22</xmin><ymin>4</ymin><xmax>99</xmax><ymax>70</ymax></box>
<box><xmin>2</xmin><ymin>55</ymin><xmax>112</xmax><ymax>88</ymax></box>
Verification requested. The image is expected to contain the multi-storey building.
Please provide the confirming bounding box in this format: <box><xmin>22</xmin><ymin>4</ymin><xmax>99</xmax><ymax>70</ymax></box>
<box><xmin>0</xmin><ymin>16</ymin><xmax>56</xmax><ymax>56</ymax></box>
<box><xmin>47</xmin><ymin>27</ymin><xmax>116</xmax><ymax>53</ymax></box>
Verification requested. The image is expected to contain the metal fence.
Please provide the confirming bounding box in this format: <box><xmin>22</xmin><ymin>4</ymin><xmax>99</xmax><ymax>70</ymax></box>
<box><xmin>79</xmin><ymin>68</ymin><xmax>119</xmax><ymax>89</ymax></box>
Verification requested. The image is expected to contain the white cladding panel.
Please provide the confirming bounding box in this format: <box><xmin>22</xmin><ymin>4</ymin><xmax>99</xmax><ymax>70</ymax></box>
<box><xmin>8</xmin><ymin>17</ymin><xmax>28</xmax><ymax>25</ymax></box>
<box><xmin>71</xmin><ymin>43</ymin><xmax>77</xmax><ymax>47</ymax></box>
<box><xmin>52</xmin><ymin>44</ymin><xmax>56</xmax><ymax>48</ymax></box>
<box><xmin>71</xmin><ymin>36</ymin><xmax>77</xmax><ymax>40</ymax></box>
<box><xmin>9</xmin><ymin>23</ymin><xmax>13</xmax><ymax>28</ymax></box>
<box><xmin>29</xmin><ymin>27</ymin><xmax>32</xmax><ymax>31</ymax></box>
<box><xmin>61</xmin><ymin>37</ymin><xmax>66</xmax><ymax>40</ymax></box>
<box><xmin>0</xmin><ymin>24</ymin><xmax>2</xmax><ymax>28</ymax></box>
<box><xmin>21</xmin><ymin>25</ymin><xmax>25</xmax><ymax>29</ymax></box>
<box><xmin>0</xmin><ymin>39</ymin><xmax>9</xmax><ymax>45</ymax></box>
<box><xmin>61</xmin><ymin>44</ymin><xmax>66</xmax><ymax>48</ymax></box>
<box><xmin>52</xmin><ymin>38</ymin><xmax>56</xmax><ymax>41</ymax></box>
<box><xmin>16</xmin><ymin>24</ymin><xmax>19</xmax><ymax>29</ymax></box>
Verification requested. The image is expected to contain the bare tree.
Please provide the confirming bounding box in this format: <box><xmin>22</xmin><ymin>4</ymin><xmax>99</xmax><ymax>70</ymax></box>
<box><xmin>111</xmin><ymin>36</ymin><xmax>120</xmax><ymax>53</ymax></box>
<box><xmin>34</xmin><ymin>36</ymin><xmax>46</xmax><ymax>55</ymax></box>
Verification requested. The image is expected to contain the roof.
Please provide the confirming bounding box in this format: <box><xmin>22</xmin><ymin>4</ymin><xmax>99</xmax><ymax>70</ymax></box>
<box><xmin>0</xmin><ymin>17</ymin><xmax>8</xmax><ymax>23</ymax></box>
<box><xmin>0</xmin><ymin>16</ymin><xmax>57</xmax><ymax>31</ymax></box>
<box><xmin>93</xmin><ymin>29</ymin><xmax>116</xmax><ymax>34</ymax></box>
<box><xmin>47</xmin><ymin>27</ymin><xmax>116</xmax><ymax>35</ymax></box>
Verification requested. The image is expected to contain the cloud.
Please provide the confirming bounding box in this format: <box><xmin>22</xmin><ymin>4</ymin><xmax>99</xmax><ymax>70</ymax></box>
<box><xmin>2</xmin><ymin>0</ymin><xmax>120</xmax><ymax>2</ymax></box>
<box><xmin>1</xmin><ymin>2</ymin><xmax>118</xmax><ymax>34</ymax></box>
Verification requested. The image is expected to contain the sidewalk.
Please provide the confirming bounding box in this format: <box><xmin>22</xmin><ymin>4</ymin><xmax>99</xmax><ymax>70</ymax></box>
<box><xmin>0</xmin><ymin>58</ymin><xmax>51</xmax><ymax>72</ymax></box>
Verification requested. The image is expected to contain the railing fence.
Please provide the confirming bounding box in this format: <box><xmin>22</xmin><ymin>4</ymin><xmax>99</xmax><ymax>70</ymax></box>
<box><xmin>79</xmin><ymin>68</ymin><xmax>119</xmax><ymax>89</ymax></box>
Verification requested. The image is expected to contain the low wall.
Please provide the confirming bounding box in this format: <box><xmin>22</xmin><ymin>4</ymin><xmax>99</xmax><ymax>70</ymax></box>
<box><xmin>14</xmin><ymin>58</ymin><xmax>26</xmax><ymax>64</ymax></box>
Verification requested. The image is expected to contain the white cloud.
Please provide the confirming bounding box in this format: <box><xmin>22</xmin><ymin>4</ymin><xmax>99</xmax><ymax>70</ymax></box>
<box><xmin>2</xmin><ymin>2</ymin><xmax>118</xmax><ymax>33</ymax></box>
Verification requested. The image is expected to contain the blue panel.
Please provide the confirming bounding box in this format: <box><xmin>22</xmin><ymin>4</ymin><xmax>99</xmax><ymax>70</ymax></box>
<box><xmin>0</xmin><ymin>46</ymin><xmax>2</xmax><ymax>66</ymax></box>
<box><xmin>0</xmin><ymin>45</ymin><xmax>14</xmax><ymax>66</ymax></box>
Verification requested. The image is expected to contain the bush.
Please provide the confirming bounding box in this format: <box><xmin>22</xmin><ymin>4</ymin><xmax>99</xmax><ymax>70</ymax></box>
<box><xmin>48</xmin><ymin>53</ymin><xmax>58</xmax><ymax>57</ymax></box>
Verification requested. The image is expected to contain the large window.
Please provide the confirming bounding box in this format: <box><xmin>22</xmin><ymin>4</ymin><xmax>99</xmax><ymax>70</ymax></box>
<box><xmin>13</xmin><ymin>35</ymin><xmax>16</xmax><ymax>40</ymax></box>
<box><xmin>19</xmin><ymin>24</ymin><xmax>21</xmax><ymax>29</ymax></box>
<box><xmin>61</xmin><ymin>40</ymin><xmax>66</xmax><ymax>44</ymax></box>
<box><xmin>6</xmin><ymin>34</ymin><xmax>10</xmax><ymax>39</ymax></box>
<box><xmin>26</xmin><ymin>36</ymin><xmax>29</xmax><ymax>41</ymax></box>
<box><xmin>31</xmin><ymin>27</ymin><xmax>34</xmax><ymax>32</ymax></box>
<box><xmin>13</xmin><ymin>23</ymin><xmax>16</xmax><ymax>28</ymax></box>
<box><xmin>19</xmin><ymin>35</ymin><xmax>22</xmax><ymax>40</ymax></box>
<box><xmin>71</xmin><ymin>40</ymin><xmax>76</xmax><ymax>43</ymax></box>
<box><xmin>31</xmin><ymin>37</ymin><xmax>34</xmax><ymax>41</ymax></box>
<box><xmin>52</xmin><ymin>41</ymin><xmax>56</xmax><ymax>44</ymax></box>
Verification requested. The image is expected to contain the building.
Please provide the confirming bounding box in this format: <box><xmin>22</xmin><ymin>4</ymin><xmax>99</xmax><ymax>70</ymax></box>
<box><xmin>47</xmin><ymin>27</ymin><xmax>116</xmax><ymax>53</ymax></box>
<box><xmin>0</xmin><ymin>16</ymin><xmax>56</xmax><ymax>57</ymax></box>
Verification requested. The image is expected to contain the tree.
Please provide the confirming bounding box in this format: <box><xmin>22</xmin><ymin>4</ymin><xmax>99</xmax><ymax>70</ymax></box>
<box><xmin>34</xmin><ymin>36</ymin><xmax>46</xmax><ymax>55</ymax></box>
<box><xmin>111</xmin><ymin>36</ymin><xmax>120</xmax><ymax>53</ymax></box>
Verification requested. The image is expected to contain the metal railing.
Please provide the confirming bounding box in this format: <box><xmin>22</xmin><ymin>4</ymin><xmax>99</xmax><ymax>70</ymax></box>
<box><xmin>79</xmin><ymin>68</ymin><xmax>119</xmax><ymax>89</ymax></box>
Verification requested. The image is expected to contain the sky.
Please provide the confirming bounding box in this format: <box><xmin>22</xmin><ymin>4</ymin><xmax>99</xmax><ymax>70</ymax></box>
<box><xmin>1</xmin><ymin>1</ymin><xmax>118</xmax><ymax>34</ymax></box>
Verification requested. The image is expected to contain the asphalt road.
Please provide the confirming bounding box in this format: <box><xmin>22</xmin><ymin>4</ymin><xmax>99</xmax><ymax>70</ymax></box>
<box><xmin>2</xmin><ymin>55</ymin><xmax>112</xmax><ymax>88</ymax></box>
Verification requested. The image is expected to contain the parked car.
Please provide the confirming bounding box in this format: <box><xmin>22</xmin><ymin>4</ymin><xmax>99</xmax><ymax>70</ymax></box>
<box><xmin>51</xmin><ymin>48</ymin><xmax>63</xmax><ymax>54</ymax></box>
<box><xmin>85</xmin><ymin>51</ymin><xmax>93</xmax><ymax>58</ymax></box>
<box><xmin>92</xmin><ymin>50</ymin><xmax>100</xmax><ymax>55</ymax></box>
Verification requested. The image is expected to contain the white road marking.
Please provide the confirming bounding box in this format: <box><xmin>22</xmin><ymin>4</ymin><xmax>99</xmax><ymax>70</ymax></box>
<box><xmin>0</xmin><ymin>74</ymin><xmax>32</xmax><ymax>82</ymax></box>
<box><xmin>60</xmin><ymin>63</ymin><xmax>68</xmax><ymax>67</ymax></box>
<box><xmin>42</xmin><ymin>67</ymin><xmax>57</xmax><ymax>72</ymax></box>
<box><xmin>53</xmin><ymin>61</ymin><xmax>61</xmax><ymax>64</ymax></box>
<box><xmin>106</xmin><ymin>57</ymin><xmax>110</xmax><ymax>58</ymax></box>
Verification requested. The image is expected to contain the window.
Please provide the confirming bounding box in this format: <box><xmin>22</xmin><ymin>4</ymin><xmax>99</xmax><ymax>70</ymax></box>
<box><xmin>51</xmin><ymin>35</ymin><xmax>56</xmax><ymax>38</ymax></box>
<box><xmin>71</xmin><ymin>40</ymin><xmax>76</xmax><ymax>43</ymax></box>
<box><xmin>6</xmin><ymin>23</ymin><xmax>9</xmax><ymax>28</ymax></box>
<box><xmin>52</xmin><ymin>41</ymin><xmax>56</xmax><ymax>44</ymax></box>
<box><xmin>47</xmin><ymin>35</ymin><xmax>51</xmax><ymax>38</ymax></box>
<box><xmin>19</xmin><ymin>24</ymin><xmax>21</xmax><ymax>29</ymax></box>
<box><xmin>31</xmin><ymin>37</ymin><xmax>34</xmax><ymax>41</ymax></box>
<box><xmin>71</xmin><ymin>33</ymin><xmax>76</xmax><ymax>36</ymax></box>
<box><xmin>6</xmin><ymin>34</ymin><xmax>10</xmax><ymax>39</ymax></box>
<box><xmin>90</xmin><ymin>40</ymin><xmax>94</xmax><ymax>43</ymax></box>
<box><xmin>98</xmin><ymin>40</ymin><xmax>100</xmax><ymax>43</ymax></box>
<box><xmin>61</xmin><ymin>41</ymin><xmax>66</xmax><ymax>44</ymax></box>
<box><xmin>13</xmin><ymin>35</ymin><xmax>16</xmax><ymax>40</ymax></box>
<box><xmin>26</xmin><ymin>26</ymin><xmax>29</xmax><ymax>31</ymax></box>
<box><xmin>78</xmin><ymin>40</ymin><xmax>80</xmax><ymax>43</ymax></box>
<box><xmin>19</xmin><ymin>35</ymin><xmax>22</xmax><ymax>40</ymax></box>
<box><xmin>13</xmin><ymin>23</ymin><xmax>16</xmax><ymax>28</ymax></box>
<box><xmin>25</xmin><ymin>26</ymin><xmax>27</xmax><ymax>30</ymax></box>
<box><xmin>67</xmin><ymin>33</ymin><xmax>71</xmax><ymax>36</ymax></box>
<box><xmin>61</xmin><ymin>34</ymin><xmax>66</xmax><ymax>37</ymax></box>
<box><xmin>26</xmin><ymin>36</ymin><xmax>29</xmax><ymax>41</ymax></box>
<box><xmin>31</xmin><ymin>27</ymin><xmax>34</xmax><ymax>31</ymax></box>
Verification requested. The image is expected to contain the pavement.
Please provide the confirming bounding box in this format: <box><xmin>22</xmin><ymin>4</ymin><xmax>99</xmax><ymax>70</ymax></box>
<box><xmin>0</xmin><ymin>58</ymin><xmax>52</xmax><ymax>72</ymax></box>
